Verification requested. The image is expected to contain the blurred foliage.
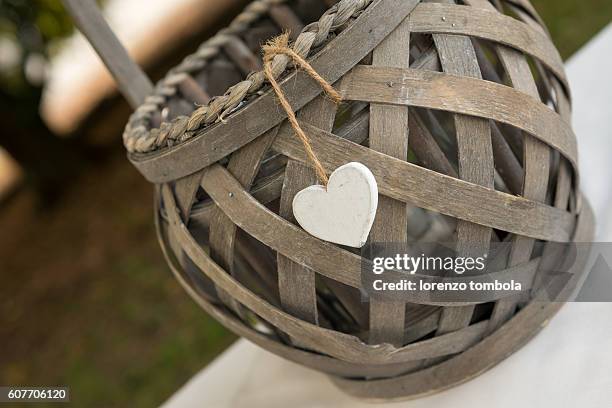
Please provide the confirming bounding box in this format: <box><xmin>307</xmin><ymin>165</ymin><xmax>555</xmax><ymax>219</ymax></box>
<box><xmin>0</xmin><ymin>0</ymin><xmax>73</xmax><ymax>95</ymax></box>
<box><xmin>0</xmin><ymin>0</ymin><xmax>85</xmax><ymax>204</ymax></box>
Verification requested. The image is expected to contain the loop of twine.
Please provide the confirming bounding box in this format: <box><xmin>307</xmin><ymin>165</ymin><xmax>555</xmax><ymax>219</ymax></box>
<box><xmin>262</xmin><ymin>33</ymin><xmax>342</xmax><ymax>186</ymax></box>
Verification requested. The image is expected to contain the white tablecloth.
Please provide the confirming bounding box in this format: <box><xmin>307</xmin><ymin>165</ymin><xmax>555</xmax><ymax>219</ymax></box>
<box><xmin>163</xmin><ymin>23</ymin><xmax>612</xmax><ymax>408</ymax></box>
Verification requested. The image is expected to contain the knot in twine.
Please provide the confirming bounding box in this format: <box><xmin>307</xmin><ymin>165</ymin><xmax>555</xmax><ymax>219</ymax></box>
<box><xmin>262</xmin><ymin>33</ymin><xmax>342</xmax><ymax>186</ymax></box>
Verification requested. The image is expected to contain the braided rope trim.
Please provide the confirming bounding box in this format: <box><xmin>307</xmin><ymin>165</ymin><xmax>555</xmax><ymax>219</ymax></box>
<box><xmin>123</xmin><ymin>0</ymin><xmax>373</xmax><ymax>154</ymax></box>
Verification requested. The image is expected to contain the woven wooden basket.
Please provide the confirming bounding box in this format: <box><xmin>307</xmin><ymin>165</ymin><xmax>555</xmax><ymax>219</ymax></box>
<box><xmin>123</xmin><ymin>0</ymin><xmax>594</xmax><ymax>399</ymax></box>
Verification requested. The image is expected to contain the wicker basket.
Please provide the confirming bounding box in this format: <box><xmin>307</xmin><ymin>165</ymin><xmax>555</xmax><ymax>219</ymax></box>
<box><xmin>123</xmin><ymin>0</ymin><xmax>594</xmax><ymax>399</ymax></box>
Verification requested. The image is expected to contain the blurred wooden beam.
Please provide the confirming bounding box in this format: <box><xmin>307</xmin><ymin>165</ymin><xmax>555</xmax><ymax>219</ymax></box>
<box><xmin>44</xmin><ymin>0</ymin><xmax>248</xmax><ymax>134</ymax></box>
<box><xmin>62</xmin><ymin>0</ymin><xmax>153</xmax><ymax>108</ymax></box>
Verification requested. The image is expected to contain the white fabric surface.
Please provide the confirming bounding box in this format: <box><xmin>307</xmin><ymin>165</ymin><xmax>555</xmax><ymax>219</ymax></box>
<box><xmin>163</xmin><ymin>23</ymin><xmax>612</xmax><ymax>408</ymax></box>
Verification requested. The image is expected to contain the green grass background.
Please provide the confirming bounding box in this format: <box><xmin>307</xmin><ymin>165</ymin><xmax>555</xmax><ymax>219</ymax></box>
<box><xmin>532</xmin><ymin>0</ymin><xmax>612</xmax><ymax>58</ymax></box>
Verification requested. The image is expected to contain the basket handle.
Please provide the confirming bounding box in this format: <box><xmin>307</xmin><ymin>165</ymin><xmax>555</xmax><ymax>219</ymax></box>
<box><xmin>62</xmin><ymin>0</ymin><xmax>153</xmax><ymax>110</ymax></box>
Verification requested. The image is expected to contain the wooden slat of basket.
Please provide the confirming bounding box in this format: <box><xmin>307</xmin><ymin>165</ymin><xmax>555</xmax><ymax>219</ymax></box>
<box><xmin>163</xmin><ymin>172</ymin><xmax>577</xmax><ymax>366</ymax></box>
<box><xmin>533</xmin><ymin>161</ymin><xmax>574</xmax><ymax>294</ymax></box>
<box><xmin>552</xmin><ymin>78</ymin><xmax>571</xmax><ymax>122</ymax></box>
<box><xmin>163</xmin><ymin>181</ymin><xmax>497</xmax><ymax>364</ymax></box>
<box><xmin>505</xmin><ymin>0</ymin><xmax>550</xmax><ymax>37</ymax></box>
<box><xmin>177</xmin><ymin>75</ymin><xmax>211</xmax><ymax>107</ymax></box>
<box><xmin>61</xmin><ymin>0</ymin><xmax>153</xmax><ymax>108</ymax></box>
<box><xmin>208</xmin><ymin>127</ymin><xmax>279</xmax><ymax>316</ymax></box>
<box><xmin>549</xmin><ymin>76</ymin><xmax>575</xmax><ymax>213</ymax></box>
<box><xmin>368</xmin><ymin>16</ymin><xmax>412</xmax><ymax>347</ymax></box>
<box><xmin>168</xmin><ymin>83</ymin><xmax>213</xmax><ymax>208</ymax></box>
<box><xmin>329</xmin><ymin>198</ymin><xmax>594</xmax><ymax>398</ymax></box>
<box><xmin>464</xmin><ymin>0</ymin><xmax>551</xmax><ymax>332</ymax></box>
<box><xmin>277</xmin><ymin>161</ymin><xmax>319</xmax><ymax>322</ymax></box>
<box><xmin>409</xmin><ymin>113</ymin><xmax>457</xmax><ymax>178</ymax></box>
<box><xmin>273</xmin><ymin>122</ymin><xmax>573</xmax><ymax>242</ymax></box>
<box><xmin>341</xmin><ymin>66</ymin><xmax>578</xmax><ymax>174</ymax></box>
<box><xmin>470</xmin><ymin>42</ymin><xmax>524</xmax><ymax>194</ymax></box>
<box><xmin>223</xmin><ymin>36</ymin><xmax>263</xmax><ymax>75</ymax></box>
<box><xmin>490</xmin><ymin>122</ymin><xmax>523</xmax><ymax>195</ymax></box>
<box><xmin>188</xmin><ymin>107</ymin><xmax>372</xmax><ymax>227</ymax></box>
<box><xmin>158</xmin><ymin>219</ymin><xmax>455</xmax><ymax>379</ymax></box>
<box><xmin>432</xmin><ymin>25</ymin><xmax>494</xmax><ymax>335</ymax></box>
<box><xmin>269</xmin><ymin>4</ymin><xmax>305</xmax><ymax>40</ymax></box>
<box><xmin>157</xmin><ymin>180</ymin><xmax>593</xmax><ymax>384</ymax></box>
<box><xmin>199</xmin><ymin>163</ymin><xmax>548</xmax><ymax>302</ymax></box>
<box><xmin>174</xmin><ymin>172</ymin><xmax>204</xmax><ymax>224</ymax></box>
<box><xmin>278</xmin><ymin>96</ymin><xmax>338</xmax><ymax>327</ymax></box>
<box><xmin>128</xmin><ymin>0</ymin><xmax>422</xmax><ymax>183</ymax></box>
<box><xmin>404</xmin><ymin>46</ymin><xmax>461</xmax><ymax>181</ymax></box>
<box><xmin>407</xmin><ymin>3</ymin><xmax>567</xmax><ymax>92</ymax></box>
<box><xmin>554</xmin><ymin>161</ymin><xmax>572</xmax><ymax>210</ymax></box>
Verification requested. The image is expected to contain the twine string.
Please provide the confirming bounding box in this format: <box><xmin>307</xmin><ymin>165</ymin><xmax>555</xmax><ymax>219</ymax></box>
<box><xmin>262</xmin><ymin>33</ymin><xmax>342</xmax><ymax>186</ymax></box>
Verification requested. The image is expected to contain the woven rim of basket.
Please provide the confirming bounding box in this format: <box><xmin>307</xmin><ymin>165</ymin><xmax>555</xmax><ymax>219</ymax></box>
<box><xmin>122</xmin><ymin>0</ymin><xmax>373</xmax><ymax>154</ymax></box>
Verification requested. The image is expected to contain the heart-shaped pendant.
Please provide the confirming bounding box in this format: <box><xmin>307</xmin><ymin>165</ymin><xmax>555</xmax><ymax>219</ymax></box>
<box><xmin>292</xmin><ymin>162</ymin><xmax>378</xmax><ymax>248</ymax></box>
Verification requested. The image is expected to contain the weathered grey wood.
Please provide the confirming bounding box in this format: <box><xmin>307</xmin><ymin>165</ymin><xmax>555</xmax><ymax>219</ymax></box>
<box><xmin>269</xmin><ymin>4</ymin><xmax>305</xmax><ymax>40</ymax></box>
<box><xmin>340</xmin><ymin>66</ymin><xmax>578</xmax><ymax>174</ymax></box>
<box><xmin>171</xmin><ymin>236</ymin><xmax>427</xmax><ymax>381</ymax></box>
<box><xmin>166</xmin><ymin>186</ymin><xmax>568</xmax><ymax>370</ymax></box>
<box><xmin>277</xmin><ymin>96</ymin><xmax>337</xmax><ymax>327</ymax></box>
<box><xmin>551</xmin><ymin>77</ymin><xmax>572</xmax><ymax>123</ymax></box>
<box><xmin>273</xmin><ymin>121</ymin><xmax>574</xmax><ymax>242</ymax></box>
<box><xmin>201</xmin><ymin>163</ymin><xmax>544</xmax><ymax>301</ymax></box>
<box><xmin>277</xmin><ymin>162</ymin><xmax>320</xmax><ymax>322</ymax></box>
<box><xmin>162</xmin><ymin>181</ymin><xmax>524</xmax><ymax>364</ymax></box>
<box><xmin>554</xmin><ymin>160</ymin><xmax>572</xmax><ymax>210</ymax></box>
<box><xmin>62</xmin><ymin>0</ymin><xmax>153</xmax><ymax>108</ymax></box>
<box><xmin>233</xmin><ymin>236</ymin><xmax>280</xmax><ymax>305</ymax></box>
<box><xmin>190</xmin><ymin>169</ymin><xmax>284</xmax><ymax>227</ymax></box>
<box><xmin>160</xmin><ymin>224</ymin><xmax>448</xmax><ymax>379</ymax></box>
<box><xmin>167</xmin><ymin>78</ymin><xmax>214</xmax><ymax>215</ymax></box>
<box><xmin>409</xmin><ymin>113</ymin><xmax>457</xmax><ymax>178</ymax></box>
<box><xmin>188</xmin><ymin>108</ymin><xmax>374</xmax><ymax>228</ymax></box>
<box><xmin>490</xmin><ymin>122</ymin><xmax>523</xmax><ymax>195</ymax></box>
<box><xmin>208</xmin><ymin>127</ymin><xmax>279</xmax><ymax>315</ymax></box>
<box><xmin>160</xmin><ymin>223</ymin><xmax>391</xmax><ymax>379</ymax></box>
<box><xmin>470</xmin><ymin>41</ymin><xmax>524</xmax><ymax>194</ymax></box>
<box><xmin>403</xmin><ymin>306</ymin><xmax>439</xmax><ymax>342</ymax></box>
<box><xmin>367</xmin><ymin>17</ymin><xmax>411</xmax><ymax>347</ymax></box>
<box><xmin>174</xmin><ymin>172</ymin><xmax>204</xmax><ymax>222</ymax></box>
<box><xmin>178</xmin><ymin>75</ymin><xmax>211</xmax><ymax>106</ymax></box>
<box><xmin>330</xmin><ymin>198</ymin><xmax>594</xmax><ymax>398</ymax></box>
<box><xmin>533</xmin><ymin>162</ymin><xmax>573</xmax><ymax>294</ymax></box>
<box><xmin>407</xmin><ymin>2</ymin><xmax>567</xmax><ymax>91</ymax></box>
<box><xmin>505</xmin><ymin>0</ymin><xmax>550</xmax><ymax>36</ymax></box>
<box><xmin>128</xmin><ymin>0</ymin><xmax>422</xmax><ymax>183</ymax></box>
<box><xmin>463</xmin><ymin>0</ymin><xmax>552</xmax><ymax>333</ymax></box>
<box><xmin>432</xmin><ymin>27</ymin><xmax>493</xmax><ymax>335</ymax></box>
<box><xmin>224</xmin><ymin>36</ymin><xmax>263</xmax><ymax>75</ymax></box>
<box><xmin>100</xmin><ymin>0</ymin><xmax>591</xmax><ymax>399</ymax></box>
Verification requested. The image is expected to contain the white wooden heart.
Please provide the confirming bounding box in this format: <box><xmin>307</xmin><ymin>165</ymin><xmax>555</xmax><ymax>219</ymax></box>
<box><xmin>292</xmin><ymin>162</ymin><xmax>378</xmax><ymax>248</ymax></box>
